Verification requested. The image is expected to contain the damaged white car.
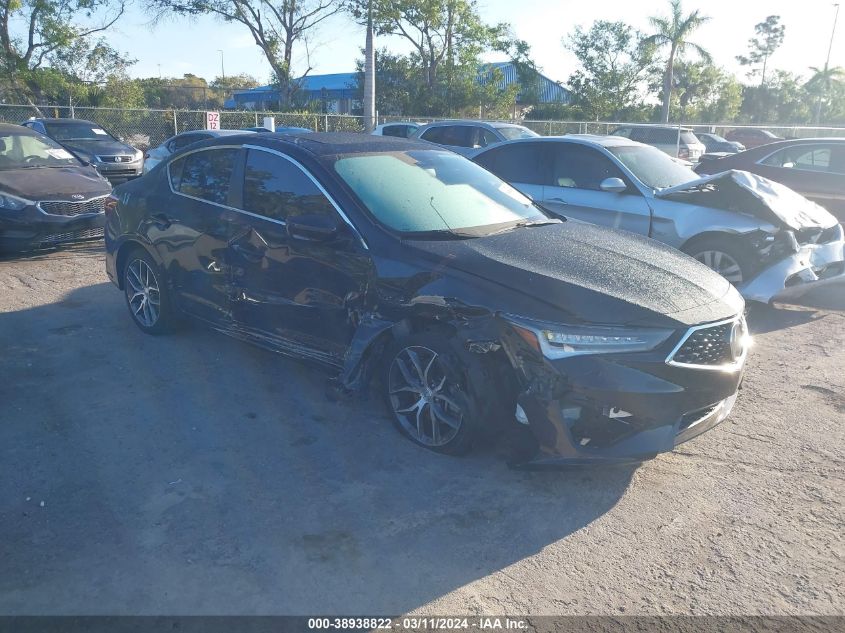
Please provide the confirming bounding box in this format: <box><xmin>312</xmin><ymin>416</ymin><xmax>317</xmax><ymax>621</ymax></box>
<box><xmin>472</xmin><ymin>135</ymin><xmax>845</xmax><ymax>303</ymax></box>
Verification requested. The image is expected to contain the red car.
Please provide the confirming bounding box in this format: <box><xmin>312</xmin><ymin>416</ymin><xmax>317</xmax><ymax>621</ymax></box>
<box><xmin>724</xmin><ymin>128</ymin><xmax>783</xmax><ymax>149</ymax></box>
<box><xmin>696</xmin><ymin>138</ymin><xmax>845</xmax><ymax>222</ymax></box>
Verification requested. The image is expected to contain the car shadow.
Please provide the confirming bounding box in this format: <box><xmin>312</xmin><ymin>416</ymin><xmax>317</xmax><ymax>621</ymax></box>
<box><xmin>746</xmin><ymin>281</ymin><xmax>845</xmax><ymax>334</ymax></box>
<box><xmin>0</xmin><ymin>282</ymin><xmax>636</xmax><ymax>614</ymax></box>
<box><xmin>0</xmin><ymin>240</ymin><xmax>104</xmax><ymax>263</ymax></box>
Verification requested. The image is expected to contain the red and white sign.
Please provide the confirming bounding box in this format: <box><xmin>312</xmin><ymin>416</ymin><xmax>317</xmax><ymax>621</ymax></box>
<box><xmin>205</xmin><ymin>111</ymin><xmax>221</xmax><ymax>130</ymax></box>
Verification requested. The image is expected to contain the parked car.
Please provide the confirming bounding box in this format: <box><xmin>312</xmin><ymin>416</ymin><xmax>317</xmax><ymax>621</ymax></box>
<box><xmin>725</xmin><ymin>128</ymin><xmax>783</xmax><ymax>149</ymax></box>
<box><xmin>0</xmin><ymin>123</ymin><xmax>112</xmax><ymax>253</ymax></box>
<box><xmin>241</xmin><ymin>126</ymin><xmax>313</xmax><ymax>134</ymax></box>
<box><xmin>472</xmin><ymin>135</ymin><xmax>845</xmax><ymax>303</ymax></box>
<box><xmin>412</xmin><ymin>120</ymin><xmax>539</xmax><ymax>156</ymax></box>
<box><xmin>696</xmin><ymin>138</ymin><xmax>845</xmax><ymax>222</ymax></box>
<box><xmin>371</xmin><ymin>122</ymin><xmax>421</xmax><ymax>138</ymax></box>
<box><xmin>21</xmin><ymin>118</ymin><xmax>142</xmax><ymax>183</ymax></box>
<box><xmin>609</xmin><ymin>125</ymin><xmax>706</xmax><ymax>162</ymax></box>
<box><xmin>144</xmin><ymin>130</ymin><xmax>256</xmax><ymax>174</ymax></box>
<box><xmin>106</xmin><ymin>133</ymin><xmax>749</xmax><ymax>465</ymax></box>
<box><xmin>696</xmin><ymin>132</ymin><xmax>745</xmax><ymax>153</ymax></box>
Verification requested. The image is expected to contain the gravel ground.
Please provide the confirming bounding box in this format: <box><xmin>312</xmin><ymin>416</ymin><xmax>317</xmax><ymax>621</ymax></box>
<box><xmin>0</xmin><ymin>241</ymin><xmax>843</xmax><ymax>616</ymax></box>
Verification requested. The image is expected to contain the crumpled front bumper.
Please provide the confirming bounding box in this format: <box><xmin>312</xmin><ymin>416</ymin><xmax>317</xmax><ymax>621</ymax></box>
<box><xmin>741</xmin><ymin>235</ymin><xmax>845</xmax><ymax>304</ymax></box>
<box><xmin>500</xmin><ymin>324</ymin><xmax>745</xmax><ymax>467</ymax></box>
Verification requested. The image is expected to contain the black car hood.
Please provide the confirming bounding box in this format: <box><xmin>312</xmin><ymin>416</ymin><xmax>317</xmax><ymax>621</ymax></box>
<box><xmin>404</xmin><ymin>222</ymin><xmax>741</xmax><ymax>327</ymax></box>
<box><xmin>0</xmin><ymin>165</ymin><xmax>111</xmax><ymax>200</ymax></box>
<box><xmin>61</xmin><ymin>138</ymin><xmax>135</xmax><ymax>157</ymax></box>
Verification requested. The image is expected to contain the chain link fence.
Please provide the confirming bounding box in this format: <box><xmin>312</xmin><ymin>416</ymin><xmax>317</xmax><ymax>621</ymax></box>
<box><xmin>2</xmin><ymin>104</ymin><xmax>843</xmax><ymax>151</ymax></box>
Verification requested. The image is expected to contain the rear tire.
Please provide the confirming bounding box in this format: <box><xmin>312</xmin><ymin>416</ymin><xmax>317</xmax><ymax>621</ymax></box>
<box><xmin>123</xmin><ymin>248</ymin><xmax>174</xmax><ymax>335</ymax></box>
<box><xmin>683</xmin><ymin>236</ymin><xmax>756</xmax><ymax>285</ymax></box>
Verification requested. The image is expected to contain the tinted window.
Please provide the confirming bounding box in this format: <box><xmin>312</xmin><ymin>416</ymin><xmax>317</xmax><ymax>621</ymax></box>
<box><xmin>495</xmin><ymin>125</ymin><xmax>539</xmax><ymax>140</ymax></box>
<box><xmin>475</xmin><ymin>143</ymin><xmax>546</xmax><ymax>185</ymax></box>
<box><xmin>174</xmin><ymin>148</ymin><xmax>239</xmax><ymax>205</ymax></box>
<box><xmin>0</xmin><ymin>131</ymin><xmax>79</xmax><ymax>170</ymax></box>
<box><xmin>382</xmin><ymin>125</ymin><xmax>412</xmax><ymax>138</ymax></box>
<box><xmin>243</xmin><ymin>149</ymin><xmax>335</xmax><ymax>222</ymax></box>
<box><xmin>548</xmin><ymin>145</ymin><xmax>626</xmax><ymax>190</ymax></box>
<box><xmin>762</xmin><ymin>145</ymin><xmax>834</xmax><ymax>172</ymax></box>
<box><xmin>476</xmin><ymin>128</ymin><xmax>500</xmax><ymax>148</ymax></box>
<box><xmin>421</xmin><ymin>125</ymin><xmax>471</xmax><ymax>147</ymax></box>
<box><xmin>611</xmin><ymin>127</ymin><xmax>632</xmax><ymax>138</ymax></box>
<box><xmin>172</xmin><ymin>133</ymin><xmax>209</xmax><ymax>151</ymax></box>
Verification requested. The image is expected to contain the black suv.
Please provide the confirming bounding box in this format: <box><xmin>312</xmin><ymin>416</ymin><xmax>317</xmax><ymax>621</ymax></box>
<box><xmin>105</xmin><ymin>133</ymin><xmax>749</xmax><ymax>465</ymax></box>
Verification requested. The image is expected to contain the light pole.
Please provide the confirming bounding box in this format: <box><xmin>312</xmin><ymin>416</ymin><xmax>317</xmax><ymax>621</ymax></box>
<box><xmin>817</xmin><ymin>4</ymin><xmax>841</xmax><ymax>124</ymax></box>
<box><xmin>217</xmin><ymin>50</ymin><xmax>225</xmax><ymax>81</ymax></box>
<box><xmin>363</xmin><ymin>0</ymin><xmax>376</xmax><ymax>132</ymax></box>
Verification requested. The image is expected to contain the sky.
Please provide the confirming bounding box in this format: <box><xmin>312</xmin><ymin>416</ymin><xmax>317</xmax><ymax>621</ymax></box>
<box><xmin>102</xmin><ymin>0</ymin><xmax>844</xmax><ymax>86</ymax></box>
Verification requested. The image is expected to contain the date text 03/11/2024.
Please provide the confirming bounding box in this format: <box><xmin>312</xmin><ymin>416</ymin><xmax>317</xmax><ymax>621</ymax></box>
<box><xmin>307</xmin><ymin>617</ymin><xmax>528</xmax><ymax>630</ymax></box>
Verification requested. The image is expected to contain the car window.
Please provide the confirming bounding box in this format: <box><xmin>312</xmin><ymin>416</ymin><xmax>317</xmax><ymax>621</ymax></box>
<box><xmin>382</xmin><ymin>125</ymin><xmax>410</xmax><ymax>138</ymax></box>
<box><xmin>172</xmin><ymin>133</ymin><xmax>208</xmax><ymax>151</ymax></box>
<box><xmin>495</xmin><ymin>126</ymin><xmax>539</xmax><ymax>140</ymax></box>
<box><xmin>473</xmin><ymin>128</ymin><xmax>500</xmax><ymax>149</ymax></box>
<box><xmin>474</xmin><ymin>143</ymin><xmax>546</xmax><ymax>186</ymax></box>
<box><xmin>333</xmin><ymin>149</ymin><xmax>546</xmax><ymax>235</ymax></box>
<box><xmin>43</xmin><ymin>122</ymin><xmax>116</xmax><ymax>141</ymax></box>
<box><xmin>607</xmin><ymin>144</ymin><xmax>699</xmax><ymax>189</ymax></box>
<box><xmin>172</xmin><ymin>148</ymin><xmax>239</xmax><ymax>205</ymax></box>
<box><xmin>421</xmin><ymin>125</ymin><xmax>471</xmax><ymax>147</ymax></box>
<box><xmin>548</xmin><ymin>144</ymin><xmax>626</xmax><ymax>190</ymax></box>
<box><xmin>242</xmin><ymin>149</ymin><xmax>336</xmax><ymax>222</ymax></box>
<box><xmin>611</xmin><ymin>127</ymin><xmax>632</xmax><ymax>138</ymax></box>
<box><xmin>0</xmin><ymin>131</ymin><xmax>79</xmax><ymax>170</ymax></box>
<box><xmin>761</xmin><ymin>145</ymin><xmax>833</xmax><ymax>172</ymax></box>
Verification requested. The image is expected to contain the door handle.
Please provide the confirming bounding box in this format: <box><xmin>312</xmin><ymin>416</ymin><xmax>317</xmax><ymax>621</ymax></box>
<box><xmin>151</xmin><ymin>213</ymin><xmax>172</xmax><ymax>229</ymax></box>
<box><xmin>547</xmin><ymin>197</ymin><xmax>568</xmax><ymax>204</ymax></box>
<box><xmin>231</xmin><ymin>242</ymin><xmax>264</xmax><ymax>263</ymax></box>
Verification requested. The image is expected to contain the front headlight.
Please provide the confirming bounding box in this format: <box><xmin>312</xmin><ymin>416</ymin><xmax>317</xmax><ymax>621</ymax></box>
<box><xmin>509</xmin><ymin>317</ymin><xmax>674</xmax><ymax>359</ymax></box>
<box><xmin>0</xmin><ymin>192</ymin><xmax>30</xmax><ymax>211</ymax></box>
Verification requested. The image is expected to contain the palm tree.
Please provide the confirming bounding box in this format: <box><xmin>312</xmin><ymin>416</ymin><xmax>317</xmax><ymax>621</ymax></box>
<box><xmin>644</xmin><ymin>0</ymin><xmax>711</xmax><ymax>123</ymax></box>
<box><xmin>806</xmin><ymin>65</ymin><xmax>845</xmax><ymax>124</ymax></box>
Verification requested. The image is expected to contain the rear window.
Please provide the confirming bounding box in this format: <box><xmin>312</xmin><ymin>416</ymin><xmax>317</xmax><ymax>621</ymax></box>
<box><xmin>170</xmin><ymin>148</ymin><xmax>239</xmax><ymax>205</ymax></box>
<box><xmin>495</xmin><ymin>126</ymin><xmax>539</xmax><ymax>140</ymax></box>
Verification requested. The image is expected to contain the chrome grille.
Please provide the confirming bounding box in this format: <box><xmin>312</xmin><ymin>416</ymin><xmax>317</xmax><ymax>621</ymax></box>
<box><xmin>41</xmin><ymin>227</ymin><xmax>104</xmax><ymax>245</ymax></box>
<box><xmin>97</xmin><ymin>155</ymin><xmax>135</xmax><ymax>163</ymax></box>
<box><xmin>667</xmin><ymin>317</ymin><xmax>747</xmax><ymax>370</ymax></box>
<box><xmin>39</xmin><ymin>196</ymin><xmax>107</xmax><ymax>217</ymax></box>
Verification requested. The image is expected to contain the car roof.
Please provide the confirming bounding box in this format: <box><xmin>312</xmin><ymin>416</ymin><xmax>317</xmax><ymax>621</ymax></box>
<box><xmin>26</xmin><ymin>118</ymin><xmax>98</xmax><ymax>125</ymax></box>
<box><xmin>183</xmin><ymin>129</ymin><xmax>255</xmax><ymax>137</ymax></box>
<box><xmin>0</xmin><ymin>122</ymin><xmax>42</xmax><ymax>135</ymax></box>
<box><xmin>202</xmin><ymin>131</ymin><xmax>435</xmax><ymax>157</ymax></box>
<box><xmin>612</xmin><ymin>124</ymin><xmax>695</xmax><ymax>132</ymax></box>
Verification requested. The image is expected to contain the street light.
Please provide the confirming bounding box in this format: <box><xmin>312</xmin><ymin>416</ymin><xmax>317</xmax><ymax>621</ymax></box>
<box><xmin>816</xmin><ymin>4</ymin><xmax>840</xmax><ymax>124</ymax></box>
<box><xmin>217</xmin><ymin>50</ymin><xmax>225</xmax><ymax>81</ymax></box>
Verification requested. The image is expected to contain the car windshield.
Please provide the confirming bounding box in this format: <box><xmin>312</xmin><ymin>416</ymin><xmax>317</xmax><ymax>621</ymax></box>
<box><xmin>707</xmin><ymin>133</ymin><xmax>728</xmax><ymax>143</ymax></box>
<box><xmin>333</xmin><ymin>150</ymin><xmax>550</xmax><ymax>237</ymax></box>
<box><xmin>607</xmin><ymin>144</ymin><xmax>699</xmax><ymax>190</ymax></box>
<box><xmin>495</xmin><ymin>125</ymin><xmax>539</xmax><ymax>140</ymax></box>
<box><xmin>44</xmin><ymin>122</ymin><xmax>116</xmax><ymax>141</ymax></box>
<box><xmin>0</xmin><ymin>131</ymin><xmax>79</xmax><ymax>170</ymax></box>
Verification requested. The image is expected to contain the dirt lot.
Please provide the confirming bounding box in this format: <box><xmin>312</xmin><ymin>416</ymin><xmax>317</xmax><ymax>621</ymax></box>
<box><xmin>0</xmin><ymin>242</ymin><xmax>843</xmax><ymax>616</ymax></box>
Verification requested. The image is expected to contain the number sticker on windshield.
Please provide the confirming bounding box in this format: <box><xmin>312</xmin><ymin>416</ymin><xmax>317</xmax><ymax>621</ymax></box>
<box><xmin>92</xmin><ymin>128</ymin><xmax>108</xmax><ymax>135</ymax></box>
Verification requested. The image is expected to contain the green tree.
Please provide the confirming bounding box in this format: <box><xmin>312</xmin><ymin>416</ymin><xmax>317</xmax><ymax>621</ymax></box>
<box><xmin>0</xmin><ymin>0</ymin><xmax>128</xmax><ymax>113</ymax></box>
<box><xmin>668</xmin><ymin>61</ymin><xmax>742</xmax><ymax>122</ymax></box>
<box><xmin>737</xmin><ymin>15</ymin><xmax>785</xmax><ymax>87</ymax></box>
<box><xmin>739</xmin><ymin>70</ymin><xmax>812</xmax><ymax>124</ymax></box>
<box><xmin>805</xmin><ymin>65</ymin><xmax>845</xmax><ymax>124</ymax></box>
<box><xmin>148</xmin><ymin>0</ymin><xmax>342</xmax><ymax>105</ymax></box>
<box><xmin>644</xmin><ymin>0</ymin><xmax>710</xmax><ymax>123</ymax></box>
<box><xmin>565</xmin><ymin>20</ymin><xmax>657</xmax><ymax>121</ymax></box>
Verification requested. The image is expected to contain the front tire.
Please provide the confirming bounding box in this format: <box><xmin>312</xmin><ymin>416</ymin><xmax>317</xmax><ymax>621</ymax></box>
<box><xmin>684</xmin><ymin>236</ymin><xmax>756</xmax><ymax>285</ymax></box>
<box><xmin>123</xmin><ymin>249</ymin><xmax>173</xmax><ymax>334</ymax></box>
<box><xmin>381</xmin><ymin>332</ymin><xmax>481</xmax><ymax>456</ymax></box>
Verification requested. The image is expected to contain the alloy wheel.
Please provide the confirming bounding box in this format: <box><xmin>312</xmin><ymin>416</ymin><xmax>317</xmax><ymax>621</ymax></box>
<box><xmin>693</xmin><ymin>250</ymin><xmax>744</xmax><ymax>284</ymax></box>
<box><xmin>126</xmin><ymin>259</ymin><xmax>161</xmax><ymax>328</ymax></box>
<box><xmin>388</xmin><ymin>345</ymin><xmax>464</xmax><ymax>447</ymax></box>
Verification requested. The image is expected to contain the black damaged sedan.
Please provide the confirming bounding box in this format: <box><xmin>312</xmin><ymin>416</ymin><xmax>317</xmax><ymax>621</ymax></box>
<box><xmin>0</xmin><ymin>123</ymin><xmax>112</xmax><ymax>253</ymax></box>
<box><xmin>105</xmin><ymin>133</ymin><xmax>750</xmax><ymax>465</ymax></box>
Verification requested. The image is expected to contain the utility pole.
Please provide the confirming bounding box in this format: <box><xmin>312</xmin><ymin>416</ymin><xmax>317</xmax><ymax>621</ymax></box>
<box><xmin>817</xmin><ymin>4</ymin><xmax>841</xmax><ymax>124</ymax></box>
<box><xmin>363</xmin><ymin>0</ymin><xmax>376</xmax><ymax>132</ymax></box>
<box><xmin>218</xmin><ymin>50</ymin><xmax>225</xmax><ymax>81</ymax></box>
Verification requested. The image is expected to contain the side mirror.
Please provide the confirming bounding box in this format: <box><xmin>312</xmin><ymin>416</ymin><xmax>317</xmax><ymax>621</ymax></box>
<box><xmin>287</xmin><ymin>213</ymin><xmax>339</xmax><ymax>242</ymax></box>
<box><xmin>600</xmin><ymin>177</ymin><xmax>628</xmax><ymax>194</ymax></box>
<box><xmin>782</xmin><ymin>162</ymin><xmax>795</xmax><ymax>169</ymax></box>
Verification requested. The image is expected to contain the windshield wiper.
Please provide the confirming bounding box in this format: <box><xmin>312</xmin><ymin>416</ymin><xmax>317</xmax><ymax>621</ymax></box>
<box><xmin>485</xmin><ymin>219</ymin><xmax>562</xmax><ymax>237</ymax></box>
